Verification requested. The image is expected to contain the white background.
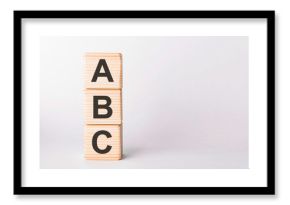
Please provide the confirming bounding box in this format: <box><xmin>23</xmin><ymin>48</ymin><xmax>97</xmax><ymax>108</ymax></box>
<box><xmin>0</xmin><ymin>0</ymin><xmax>287</xmax><ymax>204</ymax></box>
<box><xmin>40</xmin><ymin>36</ymin><xmax>249</xmax><ymax>169</ymax></box>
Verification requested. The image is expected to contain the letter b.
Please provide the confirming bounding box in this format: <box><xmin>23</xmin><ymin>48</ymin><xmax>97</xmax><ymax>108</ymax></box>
<box><xmin>93</xmin><ymin>96</ymin><xmax>113</xmax><ymax>118</ymax></box>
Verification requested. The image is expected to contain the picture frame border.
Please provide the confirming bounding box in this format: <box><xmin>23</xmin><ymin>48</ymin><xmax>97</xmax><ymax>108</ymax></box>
<box><xmin>13</xmin><ymin>10</ymin><xmax>275</xmax><ymax>195</ymax></box>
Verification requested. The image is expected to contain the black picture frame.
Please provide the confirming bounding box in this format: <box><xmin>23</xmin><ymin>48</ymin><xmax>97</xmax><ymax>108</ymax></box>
<box><xmin>14</xmin><ymin>10</ymin><xmax>275</xmax><ymax>195</ymax></box>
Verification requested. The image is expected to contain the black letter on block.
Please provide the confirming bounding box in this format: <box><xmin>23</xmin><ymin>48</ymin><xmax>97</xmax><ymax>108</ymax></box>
<box><xmin>93</xmin><ymin>96</ymin><xmax>113</xmax><ymax>118</ymax></box>
<box><xmin>92</xmin><ymin>130</ymin><xmax>112</xmax><ymax>154</ymax></box>
<box><xmin>91</xmin><ymin>59</ymin><xmax>114</xmax><ymax>82</ymax></box>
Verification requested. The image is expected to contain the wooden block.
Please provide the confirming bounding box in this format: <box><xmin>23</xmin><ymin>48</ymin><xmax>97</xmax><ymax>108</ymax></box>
<box><xmin>85</xmin><ymin>89</ymin><xmax>122</xmax><ymax>124</ymax></box>
<box><xmin>85</xmin><ymin>53</ymin><xmax>122</xmax><ymax>89</ymax></box>
<box><xmin>84</xmin><ymin>52</ymin><xmax>122</xmax><ymax>160</ymax></box>
<box><xmin>84</xmin><ymin>125</ymin><xmax>122</xmax><ymax>160</ymax></box>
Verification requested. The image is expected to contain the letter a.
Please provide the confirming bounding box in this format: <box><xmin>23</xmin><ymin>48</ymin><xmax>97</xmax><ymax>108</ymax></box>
<box><xmin>91</xmin><ymin>59</ymin><xmax>114</xmax><ymax>82</ymax></box>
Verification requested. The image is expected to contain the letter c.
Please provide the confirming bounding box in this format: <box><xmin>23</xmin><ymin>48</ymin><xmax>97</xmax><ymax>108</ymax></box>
<box><xmin>92</xmin><ymin>130</ymin><xmax>112</xmax><ymax>154</ymax></box>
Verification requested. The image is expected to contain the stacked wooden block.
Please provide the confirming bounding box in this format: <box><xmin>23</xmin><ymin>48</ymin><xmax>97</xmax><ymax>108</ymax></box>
<box><xmin>84</xmin><ymin>53</ymin><xmax>122</xmax><ymax>160</ymax></box>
